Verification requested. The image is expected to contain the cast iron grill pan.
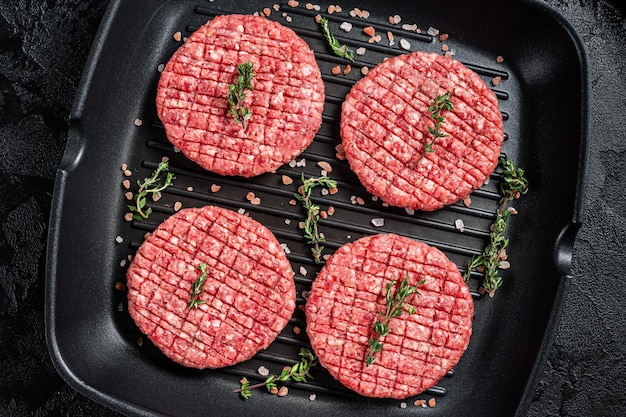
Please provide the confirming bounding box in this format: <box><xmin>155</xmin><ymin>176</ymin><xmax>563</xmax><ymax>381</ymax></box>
<box><xmin>45</xmin><ymin>1</ymin><xmax>589</xmax><ymax>416</ymax></box>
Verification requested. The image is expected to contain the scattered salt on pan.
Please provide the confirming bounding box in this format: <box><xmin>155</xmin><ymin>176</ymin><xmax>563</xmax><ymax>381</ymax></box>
<box><xmin>402</xmin><ymin>23</ymin><xmax>418</xmax><ymax>31</ymax></box>
<box><xmin>483</xmin><ymin>177</ymin><xmax>491</xmax><ymax>186</ymax></box>
<box><xmin>499</xmin><ymin>260</ymin><xmax>511</xmax><ymax>270</ymax></box>
<box><xmin>299</xmin><ymin>266</ymin><xmax>308</xmax><ymax>276</ymax></box>
<box><xmin>309</xmin><ymin>394</ymin><xmax>317</xmax><ymax>401</ymax></box>
<box><xmin>288</xmin><ymin>159</ymin><xmax>297</xmax><ymax>168</ymax></box>
<box><xmin>258</xmin><ymin>366</ymin><xmax>270</xmax><ymax>376</ymax></box>
<box><xmin>115</xmin><ymin>236</ymin><xmax>123</xmax><ymax>244</ymax></box>
<box><xmin>400</xmin><ymin>402</ymin><xmax>407</xmax><ymax>409</ymax></box>
<box><xmin>371</xmin><ymin>218</ymin><xmax>385</xmax><ymax>227</ymax></box>
<box><xmin>120</xmin><ymin>259</ymin><xmax>127</xmax><ymax>267</ymax></box>
<box><xmin>427</xmin><ymin>26</ymin><xmax>440</xmax><ymax>36</ymax></box>
<box><xmin>281</xmin><ymin>243</ymin><xmax>291</xmax><ymax>254</ymax></box>
<box><xmin>356</xmin><ymin>46</ymin><xmax>367</xmax><ymax>55</ymax></box>
<box><xmin>405</xmin><ymin>208</ymin><xmax>415</xmax><ymax>215</ymax></box>
<box><xmin>296</xmin><ymin>158</ymin><xmax>307</xmax><ymax>167</ymax></box>
<box><xmin>339</xmin><ymin>21</ymin><xmax>353</xmax><ymax>32</ymax></box>
<box><xmin>400</xmin><ymin>39</ymin><xmax>411</xmax><ymax>50</ymax></box>
<box><xmin>237</xmin><ymin>208</ymin><xmax>246</xmax><ymax>215</ymax></box>
<box><xmin>157</xmin><ymin>63</ymin><xmax>165</xmax><ymax>72</ymax></box>
<box><xmin>173</xmin><ymin>146</ymin><xmax>181</xmax><ymax>153</ymax></box>
<box><xmin>285</xmin><ymin>219</ymin><xmax>291</xmax><ymax>225</ymax></box>
<box><xmin>321</xmin><ymin>188</ymin><xmax>329</xmax><ymax>196</ymax></box>
<box><xmin>455</xmin><ymin>219</ymin><xmax>465</xmax><ymax>232</ymax></box>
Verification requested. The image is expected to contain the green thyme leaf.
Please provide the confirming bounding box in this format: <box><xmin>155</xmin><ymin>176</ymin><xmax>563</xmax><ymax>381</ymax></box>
<box><xmin>366</xmin><ymin>272</ymin><xmax>424</xmax><ymax>366</ymax></box>
<box><xmin>463</xmin><ymin>157</ymin><xmax>529</xmax><ymax>297</ymax></box>
<box><xmin>234</xmin><ymin>348</ymin><xmax>317</xmax><ymax>399</ymax></box>
<box><xmin>295</xmin><ymin>174</ymin><xmax>338</xmax><ymax>263</ymax></box>
<box><xmin>127</xmin><ymin>161</ymin><xmax>175</xmax><ymax>221</ymax></box>
<box><xmin>319</xmin><ymin>17</ymin><xmax>354</xmax><ymax>61</ymax></box>
<box><xmin>187</xmin><ymin>262</ymin><xmax>209</xmax><ymax>310</ymax></box>
<box><xmin>227</xmin><ymin>62</ymin><xmax>255</xmax><ymax>129</ymax></box>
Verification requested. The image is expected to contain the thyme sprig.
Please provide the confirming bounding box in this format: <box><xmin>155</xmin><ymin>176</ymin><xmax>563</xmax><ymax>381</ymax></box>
<box><xmin>411</xmin><ymin>92</ymin><xmax>454</xmax><ymax>168</ymax></box>
<box><xmin>319</xmin><ymin>17</ymin><xmax>354</xmax><ymax>61</ymax></box>
<box><xmin>294</xmin><ymin>174</ymin><xmax>338</xmax><ymax>264</ymax></box>
<box><xmin>366</xmin><ymin>272</ymin><xmax>425</xmax><ymax>366</ymax></box>
<box><xmin>235</xmin><ymin>348</ymin><xmax>318</xmax><ymax>399</ymax></box>
<box><xmin>187</xmin><ymin>262</ymin><xmax>208</xmax><ymax>310</ymax></box>
<box><xmin>463</xmin><ymin>157</ymin><xmax>529</xmax><ymax>297</ymax></box>
<box><xmin>227</xmin><ymin>62</ymin><xmax>255</xmax><ymax>129</ymax></box>
<box><xmin>127</xmin><ymin>161</ymin><xmax>175</xmax><ymax>221</ymax></box>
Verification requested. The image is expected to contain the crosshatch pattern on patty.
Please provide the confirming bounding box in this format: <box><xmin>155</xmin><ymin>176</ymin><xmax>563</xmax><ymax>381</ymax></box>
<box><xmin>126</xmin><ymin>206</ymin><xmax>296</xmax><ymax>369</ymax></box>
<box><xmin>341</xmin><ymin>51</ymin><xmax>504</xmax><ymax>211</ymax></box>
<box><xmin>156</xmin><ymin>14</ymin><xmax>325</xmax><ymax>178</ymax></box>
<box><xmin>305</xmin><ymin>234</ymin><xmax>474</xmax><ymax>399</ymax></box>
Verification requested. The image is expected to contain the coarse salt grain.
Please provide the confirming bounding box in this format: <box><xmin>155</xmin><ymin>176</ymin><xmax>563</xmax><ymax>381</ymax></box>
<box><xmin>282</xmin><ymin>175</ymin><xmax>293</xmax><ymax>185</ymax></box>
<box><xmin>238</xmin><ymin>208</ymin><xmax>246</xmax><ymax>215</ymax></box>
<box><xmin>400</xmin><ymin>39</ymin><xmax>411</xmax><ymax>50</ymax></box>
<box><xmin>134</xmin><ymin>118</ymin><xmax>142</xmax><ymax>127</ymax></box>
<box><xmin>296</xmin><ymin>158</ymin><xmax>306</xmax><ymax>167</ymax></box>
<box><xmin>363</xmin><ymin>26</ymin><xmax>375</xmax><ymax>37</ymax></box>
<box><xmin>492</xmin><ymin>76</ymin><xmax>502</xmax><ymax>86</ymax></box>
<box><xmin>371</xmin><ymin>218</ymin><xmax>385</xmax><ymax>227</ymax></box>
<box><xmin>210</xmin><ymin>184</ymin><xmax>221</xmax><ymax>192</ymax></box>
<box><xmin>250</xmin><ymin>197</ymin><xmax>261</xmax><ymax>205</ymax></box>
<box><xmin>428</xmin><ymin>398</ymin><xmax>437</xmax><ymax>407</ymax></box>
<box><xmin>356</xmin><ymin>46</ymin><xmax>366</xmax><ymax>55</ymax></box>
<box><xmin>427</xmin><ymin>26</ymin><xmax>440</xmax><ymax>36</ymax></box>
<box><xmin>281</xmin><ymin>243</ymin><xmax>291</xmax><ymax>254</ymax></box>
<box><xmin>124</xmin><ymin>169</ymin><xmax>132</xmax><ymax>177</ymax></box>
<box><xmin>309</xmin><ymin>394</ymin><xmax>317</xmax><ymax>401</ymax></box>
<box><xmin>174</xmin><ymin>201</ymin><xmax>182</xmax><ymax>211</ymax></box>
<box><xmin>414</xmin><ymin>399</ymin><xmax>427</xmax><ymax>407</ymax></box>
<box><xmin>402</xmin><ymin>23</ymin><xmax>417</xmax><ymax>31</ymax></box>
<box><xmin>157</xmin><ymin>63</ymin><xmax>165</xmax><ymax>72</ymax></box>
<box><xmin>405</xmin><ymin>208</ymin><xmax>415</xmax><ymax>215</ymax></box>
<box><xmin>361</xmin><ymin>66</ymin><xmax>369</xmax><ymax>75</ymax></box>
<box><xmin>258</xmin><ymin>366</ymin><xmax>270</xmax><ymax>376</ymax></box>
<box><xmin>124</xmin><ymin>213</ymin><xmax>133</xmax><ymax>222</ymax></box>
<box><xmin>284</xmin><ymin>219</ymin><xmax>291</xmax><ymax>225</ymax></box>
<box><xmin>400</xmin><ymin>402</ymin><xmax>407</xmax><ymax>409</ymax></box>
<box><xmin>124</xmin><ymin>192</ymin><xmax>133</xmax><ymax>200</ymax></box>
<box><xmin>300</xmin><ymin>266</ymin><xmax>308</xmax><ymax>276</ymax></box>
<box><xmin>339</xmin><ymin>21</ymin><xmax>353</xmax><ymax>32</ymax></box>
<box><xmin>455</xmin><ymin>219</ymin><xmax>465</xmax><ymax>232</ymax></box>
<box><xmin>318</xmin><ymin>161</ymin><xmax>332</xmax><ymax>172</ymax></box>
<box><xmin>277</xmin><ymin>386</ymin><xmax>289</xmax><ymax>397</ymax></box>
<box><xmin>115</xmin><ymin>236</ymin><xmax>123</xmax><ymax>244</ymax></box>
<box><xmin>499</xmin><ymin>260</ymin><xmax>511</xmax><ymax>270</ymax></box>
<box><xmin>173</xmin><ymin>31</ymin><xmax>182</xmax><ymax>41</ymax></box>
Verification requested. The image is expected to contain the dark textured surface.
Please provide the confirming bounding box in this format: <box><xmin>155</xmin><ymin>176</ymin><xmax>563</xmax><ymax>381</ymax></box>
<box><xmin>0</xmin><ymin>0</ymin><xmax>624</xmax><ymax>416</ymax></box>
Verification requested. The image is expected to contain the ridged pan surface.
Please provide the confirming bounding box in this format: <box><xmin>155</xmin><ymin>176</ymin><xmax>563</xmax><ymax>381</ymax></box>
<box><xmin>45</xmin><ymin>0</ymin><xmax>589</xmax><ymax>416</ymax></box>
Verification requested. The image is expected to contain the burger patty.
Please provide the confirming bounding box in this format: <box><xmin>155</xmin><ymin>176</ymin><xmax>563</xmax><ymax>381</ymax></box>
<box><xmin>341</xmin><ymin>51</ymin><xmax>504</xmax><ymax>211</ymax></box>
<box><xmin>156</xmin><ymin>14</ymin><xmax>325</xmax><ymax>177</ymax></box>
<box><xmin>126</xmin><ymin>205</ymin><xmax>296</xmax><ymax>369</ymax></box>
<box><xmin>305</xmin><ymin>233</ymin><xmax>473</xmax><ymax>399</ymax></box>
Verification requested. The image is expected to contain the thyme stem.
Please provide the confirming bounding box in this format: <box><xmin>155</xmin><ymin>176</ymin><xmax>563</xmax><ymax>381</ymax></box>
<box><xmin>319</xmin><ymin>17</ymin><xmax>354</xmax><ymax>61</ymax></box>
<box><xmin>366</xmin><ymin>272</ymin><xmax>425</xmax><ymax>366</ymax></box>
<box><xmin>227</xmin><ymin>62</ymin><xmax>255</xmax><ymax>129</ymax></box>
<box><xmin>234</xmin><ymin>348</ymin><xmax>317</xmax><ymax>399</ymax></box>
<box><xmin>127</xmin><ymin>161</ymin><xmax>175</xmax><ymax>221</ymax></box>
<box><xmin>410</xmin><ymin>92</ymin><xmax>454</xmax><ymax>168</ymax></box>
<box><xmin>294</xmin><ymin>174</ymin><xmax>338</xmax><ymax>264</ymax></box>
<box><xmin>463</xmin><ymin>157</ymin><xmax>529</xmax><ymax>296</ymax></box>
<box><xmin>187</xmin><ymin>262</ymin><xmax>209</xmax><ymax>310</ymax></box>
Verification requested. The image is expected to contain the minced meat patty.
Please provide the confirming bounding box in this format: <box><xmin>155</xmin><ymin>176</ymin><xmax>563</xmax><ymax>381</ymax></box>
<box><xmin>305</xmin><ymin>233</ymin><xmax>474</xmax><ymax>399</ymax></box>
<box><xmin>157</xmin><ymin>14</ymin><xmax>325</xmax><ymax>177</ymax></box>
<box><xmin>341</xmin><ymin>51</ymin><xmax>503</xmax><ymax>211</ymax></box>
<box><xmin>126</xmin><ymin>205</ymin><xmax>296</xmax><ymax>369</ymax></box>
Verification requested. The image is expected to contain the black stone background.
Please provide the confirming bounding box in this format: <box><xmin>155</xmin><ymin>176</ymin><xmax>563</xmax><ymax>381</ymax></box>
<box><xmin>0</xmin><ymin>0</ymin><xmax>624</xmax><ymax>416</ymax></box>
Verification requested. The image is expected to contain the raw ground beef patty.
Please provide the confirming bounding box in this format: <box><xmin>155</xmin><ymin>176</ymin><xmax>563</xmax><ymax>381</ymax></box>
<box><xmin>156</xmin><ymin>14</ymin><xmax>325</xmax><ymax>178</ymax></box>
<box><xmin>305</xmin><ymin>233</ymin><xmax>474</xmax><ymax>399</ymax></box>
<box><xmin>126</xmin><ymin>205</ymin><xmax>296</xmax><ymax>369</ymax></box>
<box><xmin>341</xmin><ymin>51</ymin><xmax>504</xmax><ymax>211</ymax></box>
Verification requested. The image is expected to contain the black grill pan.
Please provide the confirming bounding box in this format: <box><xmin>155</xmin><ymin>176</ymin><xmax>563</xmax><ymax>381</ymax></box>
<box><xmin>45</xmin><ymin>0</ymin><xmax>589</xmax><ymax>416</ymax></box>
